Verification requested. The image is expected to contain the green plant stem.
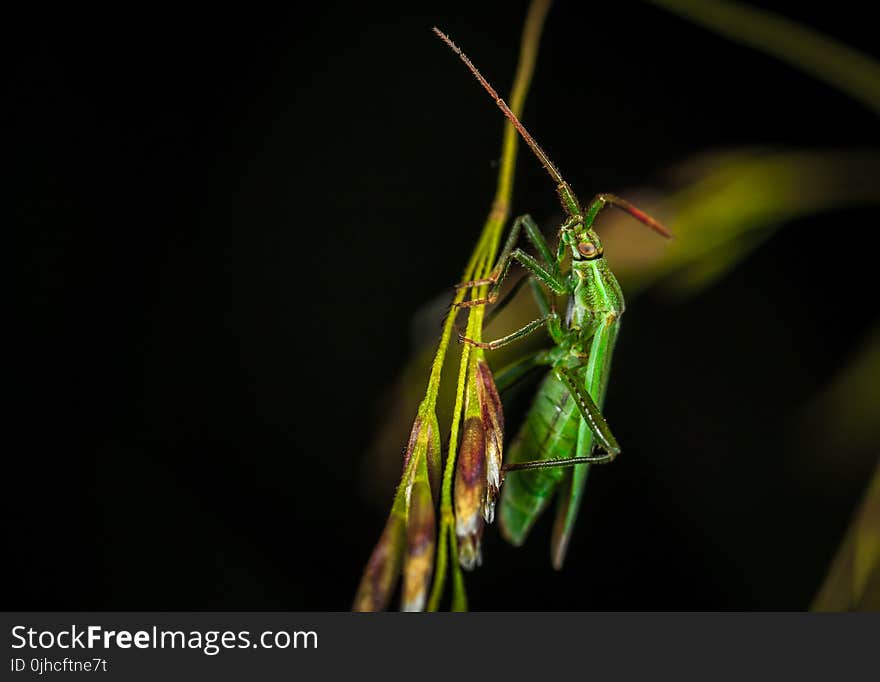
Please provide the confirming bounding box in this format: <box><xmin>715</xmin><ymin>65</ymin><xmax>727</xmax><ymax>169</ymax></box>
<box><xmin>426</xmin><ymin>0</ymin><xmax>553</xmax><ymax>611</ymax></box>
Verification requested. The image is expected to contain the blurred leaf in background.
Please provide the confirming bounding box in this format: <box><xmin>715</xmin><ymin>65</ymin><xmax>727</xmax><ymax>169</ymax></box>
<box><xmin>812</xmin><ymin>462</ymin><xmax>880</xmax><ymax>611</ymax></box>
<box><xmin>807</xmin><ymin>327</ymin><xmax>880</xmax><ymax>610</ymax></box>
<box><xmin>643</xmin><ymin>0</ymin><xmax>880</xmax><ymax>612</ymax></box>
<box><xmin>644</xmin><ymin>0</ymin><xmax>880</xmax><ymax>115</ymax></box>
<box><xmin>599</xmin><ymin>148</ymin><xmax>880</xmax><ymax>296</ymax></box>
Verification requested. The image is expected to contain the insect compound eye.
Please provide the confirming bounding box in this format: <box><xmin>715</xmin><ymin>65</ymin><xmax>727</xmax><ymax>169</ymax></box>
<box><xmin>577</xmin><ymin>241</ymin><xmax>598</xmax><ymax>258</ymax></box>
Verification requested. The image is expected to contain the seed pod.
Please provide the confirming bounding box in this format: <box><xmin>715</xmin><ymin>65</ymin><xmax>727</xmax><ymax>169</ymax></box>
<box><xmin>401</xmin><ymin>477</ymin><xmax>436</xmax><ymax>612</ymax></box>
<box><xmin>476</xmin><ymin>358</ymin><xmax>504</xmax><ymax>522</ymax></box>
<box><xmin>454</xmin><ymin>355</ymin><xmax>506</xmax><ymax>569</ymax></box>
<box><xmin>455</xmin><ymin>412</ymin><xmax>486</xmax><ymax>570</ymax></box>
<box><xmin>354</xmin><ymin>406</ymin><xmax>442</xmax><ymax>611</ymax></box>
<box><xmin>352</xmin><ymin>510</ymin><xmax>406</xmax><ymax>612</ymax></box>
<box><xmin>401</xmin><ymin>411</ymin><xmax>442</xmax><ymax>502</ymax></box>
<box><xmin>422</xmin><ymin>411</ymin><xmax>442</xmax><ymax>503</ymax></box>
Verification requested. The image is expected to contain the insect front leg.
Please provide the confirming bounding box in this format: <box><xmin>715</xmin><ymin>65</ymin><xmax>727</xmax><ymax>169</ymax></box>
<box><xmin>456</xmin><ymin>214</ymin><xmax>565</xmax><ymax>308</ymax></box>
<box><xmin>482</xmin><ymin>270</ymin><xmax>554</xmax><ymax>329</ymax></box>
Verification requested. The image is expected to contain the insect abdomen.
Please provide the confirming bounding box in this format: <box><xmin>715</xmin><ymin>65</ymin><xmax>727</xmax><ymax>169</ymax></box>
<box><xmin>498</xmin><ymin>371</ymin><xmax>582</xmax><ymax>546</ymax></box>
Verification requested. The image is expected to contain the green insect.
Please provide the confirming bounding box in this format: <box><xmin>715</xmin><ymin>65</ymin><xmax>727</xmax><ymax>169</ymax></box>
<box><xmin>435</xmin><ymin>29</ymin><xmax>672</xmax><ymax>569</ymax></box>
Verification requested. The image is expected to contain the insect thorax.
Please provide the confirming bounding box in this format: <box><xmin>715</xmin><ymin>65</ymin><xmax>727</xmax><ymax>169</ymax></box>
<box><xmin>569</xmin><ymin>258</ymin><xmax>625</xmax><ymax>329</ymax></box>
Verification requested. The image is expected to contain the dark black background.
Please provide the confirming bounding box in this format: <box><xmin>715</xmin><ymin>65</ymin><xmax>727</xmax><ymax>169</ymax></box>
<box><xmin>7</xmin><ymin>1</ymin><xmax>879</xmax><ymax>610</ymax></box>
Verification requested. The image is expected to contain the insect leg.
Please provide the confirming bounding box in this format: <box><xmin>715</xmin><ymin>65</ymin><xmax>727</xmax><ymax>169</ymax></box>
<box><xmin>482</xmin><ymin>274</ymin><xmax>530</xmax><ymax>328</ymax></box>
<box><xmin>459</xmin><ymin>268</ymin><xmax>564</xmax><ymax>350</ymax></box>
<box><xmin>459</xmin><ymin>314</ymin><xmax>556</xmax><ymax>350</ymax></box>
<box><xmin>456</xmin><ymin>215</ymin><xmax>566</xmax><ymax>308</ymax></box>
<box><xmin>484</xmin><ymin>272</ymin><xmax>555</xmax><ymax>329</ymax></box>
<box><xmin>529</xmin><ymin>277</ymin><xmax>553</xmax><ymax>317</ymax></box>
<box><xmin>457</xmin><ymin>214</ymin><xmax>561</xmax><ymax>288</ymax></box>
<box><xmin>502</xmin><ymin>367</ymin><xmax>620</xmax><ymax>473</ymax></box>
<box><xmin>458</xmin><ymin>251</ymin><xmax>565</xmax><ymax>308</ymax></box>
<box><xmin>555</xmin><ymin>367</ymin><xmax>620</xmax><ymax>461</ymax></box>
<box><xmin>481</xmin><ymin>258</ymin><xmax>552</xmax><ymax>322</ymax></box>
<box><xmin>520</xmin><ymin>214</ymin><xmax>562</xmax><ymax>280</ymax></box>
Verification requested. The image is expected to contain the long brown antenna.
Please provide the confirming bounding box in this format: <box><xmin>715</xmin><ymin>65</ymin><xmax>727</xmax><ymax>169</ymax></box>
<box><xmin>433</xmin><ymin>27</ymin><xmax>566</xmax><ymax>189</ymax></box>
